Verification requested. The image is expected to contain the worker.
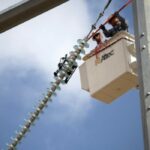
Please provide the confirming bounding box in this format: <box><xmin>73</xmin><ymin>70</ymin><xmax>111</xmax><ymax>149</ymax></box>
<box><xmin>92</xmin><ymin>32</ymin><xmax>103</xmax><ymax>45</ymax></box>
<box><xmin>101</xmin><ymin>12</ymin><xmax>128</xmax><ymax>38</ymax></box>
<box><xmin>92</xmin><ymin>32</ymin><xmax>105</xmax><ymax>64</ymax></box>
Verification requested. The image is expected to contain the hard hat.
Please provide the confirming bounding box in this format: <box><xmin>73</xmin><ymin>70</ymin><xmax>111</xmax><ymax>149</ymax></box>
<box><xmin>92</xmin><ymin>32</ymin><xmax>101</xmax><ymax>41</ymax></box>
<box><xmin>108</xmin><ymin>13</ymin><xmax>119</xmax><ymax>24</ymax></box>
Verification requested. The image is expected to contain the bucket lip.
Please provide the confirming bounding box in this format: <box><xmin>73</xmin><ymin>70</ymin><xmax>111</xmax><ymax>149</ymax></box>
<box><xmin>83</xmin><ymin>31</ymin><xmax>134</xmax><ymax>61</ymax></box>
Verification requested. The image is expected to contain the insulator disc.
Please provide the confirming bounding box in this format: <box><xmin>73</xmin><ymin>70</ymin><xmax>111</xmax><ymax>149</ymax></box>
<box><xmin>77</xmin><ymin>39</ymin><xmax>89</xmax><ymax>48</ymax></box>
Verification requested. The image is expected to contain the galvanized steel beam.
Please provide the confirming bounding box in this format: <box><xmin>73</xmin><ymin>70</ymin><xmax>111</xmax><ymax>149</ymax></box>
<box><xmin>0</xmin><ymin>0</ymin><xmax>68</xmax><ymax>33</ymax></box>
<box><xmin>132</xmin><ymin>0</ymin><xmax>150</xmax><ymax>150</ymax></box>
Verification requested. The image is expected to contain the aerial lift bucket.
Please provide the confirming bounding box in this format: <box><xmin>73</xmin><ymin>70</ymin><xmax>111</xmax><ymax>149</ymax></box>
<box><xmin>79</xmin><ymin>31</ymin><xmax>138</xmax><ymax>103</ymax></box>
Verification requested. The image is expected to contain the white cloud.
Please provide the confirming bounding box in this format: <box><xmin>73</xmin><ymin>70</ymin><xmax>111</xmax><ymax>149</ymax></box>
<box><xmin>0</xmin><ymin>0</ymin><xmax>92</xmax><ymax>75</ymax></box>
<box><xmin>0</xmin><ymin>0</ymin><xmax>93</xmax><ymax>121</ymax></box>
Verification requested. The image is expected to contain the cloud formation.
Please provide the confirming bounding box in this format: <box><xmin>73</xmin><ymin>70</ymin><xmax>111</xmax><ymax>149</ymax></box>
<box><xmin>0</xmin><ymin>0</ymin><xmax>93</xmax><ymax>128</ymax></box>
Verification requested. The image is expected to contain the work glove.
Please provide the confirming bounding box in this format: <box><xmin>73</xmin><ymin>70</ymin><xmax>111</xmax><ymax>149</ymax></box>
<box><xmin>101</xmin><ymin>24</ymin><xmax>106</xmax><ymax>30</ymax></box>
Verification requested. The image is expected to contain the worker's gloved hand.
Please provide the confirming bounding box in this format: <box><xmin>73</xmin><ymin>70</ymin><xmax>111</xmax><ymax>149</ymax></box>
<box><xmin>101</xmin><ymin>24</ymin><xmax>106</xmax><ymax>30</ymax></box>
<box><xmin>114</xmin><ymin>11</ymin><xmax>119</xmax><ymax>17</ymax></box>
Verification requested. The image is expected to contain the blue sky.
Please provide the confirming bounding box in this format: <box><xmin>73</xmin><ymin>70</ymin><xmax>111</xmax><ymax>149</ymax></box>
<box><xmin>0</xmin><ymin>0</ymin><xmax>144</xmax><ymax>150</ymax></box>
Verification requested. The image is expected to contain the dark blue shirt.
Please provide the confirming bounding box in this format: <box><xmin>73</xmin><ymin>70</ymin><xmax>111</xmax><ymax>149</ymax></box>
<box><xmin>102</xmin><ymin>14</ymin><xmax>128</xmax><ymax>38</ymax></box>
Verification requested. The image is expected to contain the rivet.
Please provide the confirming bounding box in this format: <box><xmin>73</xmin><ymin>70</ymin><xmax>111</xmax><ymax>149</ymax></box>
<box><xmin>142</xmin><ymin>45</ymin><xmax>146</xmax><ymax>50</ymax></box>
<box><xmin>147</xmin><ymin>106</ymin><xmax>150</xmax><ymax>112</ymax></box>
<box><xmin>145</xmin><ymin>92</ymin><xmax>150</xmax><ymax>97</ymax></box>
<box><xmin>141</xmin><ymin>32</ymin><xmax>145</xmax><ymax>37</ymax></box>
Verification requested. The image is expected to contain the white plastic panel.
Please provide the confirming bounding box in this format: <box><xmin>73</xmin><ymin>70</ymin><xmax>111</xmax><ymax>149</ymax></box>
<box><xmin>79</xmin><ymin>31</ymin><xmax>138</xmax><ymax>103</ymax></box>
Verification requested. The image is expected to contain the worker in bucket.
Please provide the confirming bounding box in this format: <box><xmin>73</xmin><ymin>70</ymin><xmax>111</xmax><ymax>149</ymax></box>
<box><xmin>92</xmin><ymin>32</ymin><xmax>103</xmax><ymax>45</ymax></box>
<box><xmin>101</xmin><ymin>12</ymin><xmax>128</xmax><ymax>38</ymax></box>
<box><xmin>92</xmin><ymin>32</ymin><xmax>105</xmax><ymax>64</ymax></box>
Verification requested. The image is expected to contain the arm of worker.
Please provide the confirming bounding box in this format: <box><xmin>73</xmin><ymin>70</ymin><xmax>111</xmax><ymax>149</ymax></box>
<box><xmin>114</xmin><ymin>12</ymin><xmax>128</xmax><ymax>30</ymax></box>
<box><xmin>101</xmin><ymin>25</ymin><xmax>114</xmax><ymax>38</ymax></box>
